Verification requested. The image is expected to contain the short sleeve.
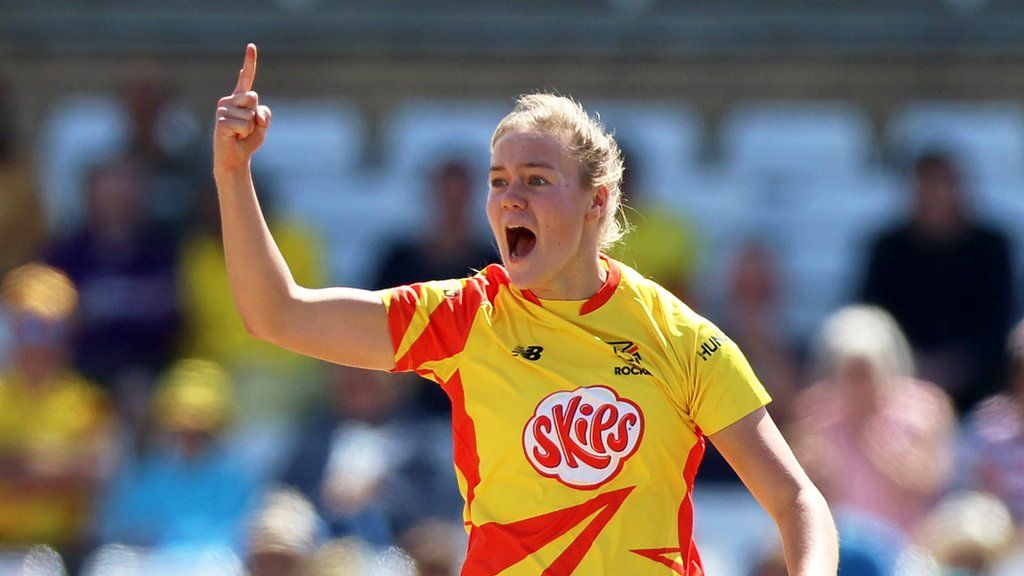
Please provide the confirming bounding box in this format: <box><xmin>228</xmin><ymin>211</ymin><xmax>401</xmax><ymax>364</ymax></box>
<box><xmin>377</xmin><ymin>275</ymin><xmax>490</xmax><ymax>375</ymax></box>
<box><xmin>686</xmin><ymin>320</ymin><xmax>771</xmax><ymax>436</ymax></box>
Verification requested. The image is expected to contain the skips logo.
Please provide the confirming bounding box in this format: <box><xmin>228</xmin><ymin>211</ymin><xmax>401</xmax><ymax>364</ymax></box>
<box><xmin>522</xmin><ymin>386</ymin><xmax>644</xmax><ymax>489</ymax></box>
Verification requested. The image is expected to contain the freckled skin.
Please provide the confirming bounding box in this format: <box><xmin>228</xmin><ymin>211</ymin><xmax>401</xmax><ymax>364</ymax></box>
<box><xmin>487</xmin><ymin>132</ymin><xmax>606</xmax><ymax>300</ymax></box>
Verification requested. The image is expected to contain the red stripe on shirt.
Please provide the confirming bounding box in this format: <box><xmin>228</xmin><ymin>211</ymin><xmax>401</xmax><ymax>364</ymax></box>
<box><xmin>386</xmin><ymin>284</ymin><xmax>424</xmax><ymax>367</ymax></box>
<box><xmin>480</xmin><ymin>264</ymin><xmax>510</xmax><ymax>304</ymax></box>
<box><xmin>579</xmin><ymin>256</ymin><xmax>621</xmax><ymax>315</ymax></box>
<box><xmin>629</xmin><ymin>429</ymin><xmax>706</xmax><ymax>575</ymax></box>
<box><xmin>430</xmin><ymin>369</ymin><xmax>482</xmax><ymax>526</ymax></box>
<box><xmin>519</xmin><ymin>255</ymin><xmax>621</xmax><ymax>316</ymax></box>
<box><xmin>394</xmin><ymin>276</ymin><xmax>492</xmax><ymax>371</ymax></box>
<box><xmin>462</xmin><ymin>485</ymin><xmax>634</xmax><ymax>576</ymax></box>
<box><xmin>676</xmin><ymin>428</ymin><xmax>706</xmax><ymax>575</ymax></box>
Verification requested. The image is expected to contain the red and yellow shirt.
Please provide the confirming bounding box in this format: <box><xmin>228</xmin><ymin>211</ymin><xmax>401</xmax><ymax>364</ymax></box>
<box><xmin>379</xmin><ymin>257</ymin><xmax>770</xmax><ymax>575</ymax></box>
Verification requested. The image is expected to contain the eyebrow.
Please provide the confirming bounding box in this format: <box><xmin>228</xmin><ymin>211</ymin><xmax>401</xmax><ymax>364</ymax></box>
<box><xmin>489</xmin><ymin>162</ymin><xmax>557</xmax><ymax>172</ymax></box>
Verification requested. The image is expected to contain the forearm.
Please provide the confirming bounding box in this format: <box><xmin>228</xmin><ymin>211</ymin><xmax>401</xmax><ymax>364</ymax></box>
<box><xmin>775</xmin><ymin>487</ymin><xmax>838</xmax><ymax>576</ymax></box>
<box><xmin>214</xmin><ymin>163</ymin><xmax>297</xmax><ymax>338</ymax></box>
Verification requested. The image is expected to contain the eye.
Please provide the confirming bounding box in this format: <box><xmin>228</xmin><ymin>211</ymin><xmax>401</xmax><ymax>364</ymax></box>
<box><xmin>490</xmin><ymin>177</ymin><xmax>507</xmax><ymax>188</ymax></box>
<box><xmin>527</xmin><ymin>175</ymin><xmax>549</xmax><ymax>186</ymax></box>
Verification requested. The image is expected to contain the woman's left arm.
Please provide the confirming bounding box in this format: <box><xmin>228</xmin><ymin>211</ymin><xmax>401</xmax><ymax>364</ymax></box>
<box><xmin>709</xmin><ymin>407</ymin><xmax>839</xmax><ymax>576</ymax></box>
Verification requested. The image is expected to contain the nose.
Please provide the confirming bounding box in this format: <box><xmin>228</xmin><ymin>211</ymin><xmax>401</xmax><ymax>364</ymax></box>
<box><xmin>502</xmin><ymin>182</ymin><xmax>527</xmax><ymax>210</ymax></box>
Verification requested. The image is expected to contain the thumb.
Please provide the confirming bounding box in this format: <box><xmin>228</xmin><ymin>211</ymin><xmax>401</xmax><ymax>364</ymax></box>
<box><xmin>256</xmin><ymin>104</ymin><xmax>272</xmax><ymax>127</ymax></box>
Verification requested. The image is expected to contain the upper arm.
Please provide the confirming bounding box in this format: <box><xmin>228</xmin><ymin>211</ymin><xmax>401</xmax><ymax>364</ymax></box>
<box><xmin>268</xmin><ymin>274</ymin><xmax>489</xmax><ymax>373</ymax></box>
<box><xmin>709</xmin><ymin>407</ymin><xmax>818</xmax><ymax>518</ymax></box>
<box><xmin>269</xmin><ymin>285</ymin><xmax>395</xmax><ymax>371</ymax></box>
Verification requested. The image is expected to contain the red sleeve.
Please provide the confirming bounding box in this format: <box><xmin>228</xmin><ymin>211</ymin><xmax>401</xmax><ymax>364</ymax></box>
<box><xmin>380</xmin><ymin>269</ymin><xmax>503</xmax><ymax>373</ymax></box>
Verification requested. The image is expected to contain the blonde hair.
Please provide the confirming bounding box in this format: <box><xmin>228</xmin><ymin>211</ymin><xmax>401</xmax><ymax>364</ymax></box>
<box><xmin>813</xmin><ymin>305</ymin><xmax>915</xmax><ymax>382</ymax></box>
<box><xmin>914</xmin><ymin>491</ymin><xmax>1014</xmax><ymax>567</ymax></box>
<box><xmin>248</xmin><ymin>486</ymin><xmax>321</xmax><ymax>556</ymax></box>
<box><xmin>1</xmin><ymin>263</ymin><xmax>77</xmax><ymax>321</ymax></box>
<box><xmin>492</xmin><ymin>93</ymin><xmax>627</xmax><ymax>250</ymax></box>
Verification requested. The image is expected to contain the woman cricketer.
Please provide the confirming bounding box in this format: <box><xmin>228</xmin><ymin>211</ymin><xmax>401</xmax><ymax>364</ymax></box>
<box><xmin>212</xmin><ymin>44</ymin><xmax>838</xmax><ymax>575</ymax></box>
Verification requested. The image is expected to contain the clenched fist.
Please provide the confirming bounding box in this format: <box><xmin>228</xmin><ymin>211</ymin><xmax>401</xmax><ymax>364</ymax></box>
<box><xmin>213</xmin><ymin>43</ymin><xmax>272</xmax><ymax>171</ymax></box>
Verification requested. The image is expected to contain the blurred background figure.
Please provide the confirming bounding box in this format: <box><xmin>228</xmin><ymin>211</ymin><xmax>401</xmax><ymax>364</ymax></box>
<box><xmin>0</xmin><ymin>79</ymin><xmax>46</xmax><ymax>276</ymax></box>
<box><xmin>397</xmin><ymin>518</ymin><xmax>463</xmax><ymax>576</ymax></box>
<box><xmin>957</xmin><ymin>317</ymin><xmax>1024</xmax><ymax>524</ymax></box>
<box><xmin>861</xmin><ymin>153</ymin><xmax>1015</xmax><ymax>413</ymax></box>
<box><xmin>373</xmin><ymin>159</ymin><xmax>497</xmax><ymax>419</ymax></box>
<box><xmin>721</xmin><ymin>241</ymin><xmax>800</xmax><ymax>425</ymax></box>
<box><xmin>294</xmin><ymin>537</ymin><xmax>377</xmax><ymax>576</ymax></box>
<box><xmin>909</xmin><ymin>491</ymin><xmax>1015</xmax><ymax>575</ymax></box>
<box><xmin>116</xmin><ymin>72</ymin><xmax>205</xmax><ymax>239</ymax></box>
<box><xmin>373</xmin><ymin>159</ymin><xmax>495</xmax><ymax>290</ymax></box>
<box><xmin>700</xmin><ymin>241</ymin><xmax>800</xmax><ymax>484</ymax></box>
<box><xmin>282</xmin><ymin>365</ymin><xmax>461</xmax><ymax>550</ymax></box>
<box><xmin>608</xmin><ymin>146</ymin><xmax>700</xmax><ymax>301</ymax></box>
<box><xmin>96</xmin><ymin>358</ymin><xmax>258</xmax><ymax>556</ymax></box>
<box><xmin>788</xmin><ymin>306</ymin><xmax>956</xmax><ymax>539</ymax></box>
<box><xmin>45</xmin><ymin>157</ymin><xmax>182</xmax><ymax>433</ymax></box>
<box><xmin>179</xmin><ymin>181</ymin><xmax>327</xmax><ymax>480</ymax></box>
<box><xmin>0</xmin><ymin>263</ymin><xmax>116</xmax><ymax>573</ymax></box>
<box><xmin>0</xmin><ymin>545</ymin><xmax>68</xmax><ymax>576</ymax></box>
<box><xmin>246</xmin><ymin>486</ymin><xmax>323</xmax><ymax>576</ymax></box>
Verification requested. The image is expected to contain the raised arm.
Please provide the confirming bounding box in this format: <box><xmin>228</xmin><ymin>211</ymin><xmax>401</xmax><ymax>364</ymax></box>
<box><xmin>710</xmin><ymin>408</ymin><xmax>839</xmax><ymax>576</ymax></box>
<box><xmin>212</xmin><ymin>44</ymin><xmax>394</xmax><ymax>370</ymax></box>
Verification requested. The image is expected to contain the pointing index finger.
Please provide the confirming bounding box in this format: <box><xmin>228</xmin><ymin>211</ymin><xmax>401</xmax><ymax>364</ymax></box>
<box><xmin>233</xmin><ymin>43</ymin><xmax>258</xmax><ymax>94</ymax></box>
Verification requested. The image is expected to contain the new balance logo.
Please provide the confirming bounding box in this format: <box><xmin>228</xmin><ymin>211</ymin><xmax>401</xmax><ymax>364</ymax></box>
<box><xmin>512</xmin><ymin>345</ymin><xmax>544</xmax><ymax>361</ymax></box>
<box><xmin>698</xmin><ymin>336</ymin><xmax>724</xmax><ymax>361</ymax></box>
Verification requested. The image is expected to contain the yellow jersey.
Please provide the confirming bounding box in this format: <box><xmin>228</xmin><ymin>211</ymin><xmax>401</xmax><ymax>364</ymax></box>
<box><xmin>379</xmin><ymin>257</ymin><xmax>769</xmax><ymax>575</ymax></box>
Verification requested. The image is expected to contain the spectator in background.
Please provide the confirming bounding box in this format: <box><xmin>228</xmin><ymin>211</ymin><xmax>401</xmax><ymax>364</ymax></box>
<box><xmin>0</xmin><ymin>264</ymin><xmax>116</xmax><ymax>571</ymax></box>
<box><xmin>179</xmin><ymin>184</ymin><xmax>327</xmax><ymax>479</ymax></box>
<box><xmin>296</xmin><ymin>537</ymin><xmax>377</xmax><ymax>576</ymax></box>
<box><xmin>373</xmin><ymin>160</ymin><xmax>496</xmax><ymax>417</ymax></box>
<box><xmin>789</xmin><ymin>305</ymin><xmax>956</xmax><ymax>536</ymax></box>
<box><xmin>46</xmin><ymin>158</ymin><xmax>181</xmax><ymax>426</ymax></box>
<box><xmin>282</xmin><ymin>365</ymin><xmax>461</xmax><ymax>549</ymax></box>
<box><xmin>862</xmin><ymin>153</ymin><xmax>1014</xmax><ymax>412</ymax></box>
<box><xmin>607</xmin><ymin>147</ymin><xmax>699</xmax><ymax>301</ymax></box>
<box><xmin>0</xmin><ymin>80</ymin><xmax>46</xmax><ymax>275</ymax></box>
<box><xmin>97</xmin><ymin>358</ymin><xmax>259</xmax><ymax>554</ymax></box>
<box><xmin>958</xmin><ymin>317</ymin><xmax>1024</xmax><ymax>523</ymax></box>
<box><xmin>374</xmin><ymin>159</ymin><xmax>496</xmax><ymax>289</ymax></box>
<box><xmin>721</xmin><ymin>241</ymin><xmax>800</xmax><ymax>425</ymax></box>
<box><xmin>246</xmin><ymin>486</ymin><xmax>324</xmax><ymax>576</ymax></box>
<box><xmin>909</xmin><ymin>491</ymin><xmax>1015</xmax><ymax>575</ymax></box>
<box><xmin>398</xmin><ymin>518</ymin><xmax>463</xmax><ymax>576</ymax></box>
<box><xmin>700</xmin><ymin>242</ymin><xmax>800</xmax><ymax>483</ymax></box>
<box><xmin>118</xmin><ymin>72</ymin><xmax>206</xmax><ymax>239</ymax></box>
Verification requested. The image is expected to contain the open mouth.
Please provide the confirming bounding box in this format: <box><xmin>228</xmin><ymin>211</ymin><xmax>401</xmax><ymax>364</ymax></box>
<box><xmin>505</xmin><ymin>226</ymin><xmax>537</xmax><ymax>260</ymax></box>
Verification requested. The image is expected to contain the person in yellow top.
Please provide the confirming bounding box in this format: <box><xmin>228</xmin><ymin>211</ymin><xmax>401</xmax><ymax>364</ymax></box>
<box><xmin>0</xmin><ymin>263</ymin><xmax>115</xmax><ymax>565</ymax></box>
<box><xmin>211</xmin><ymin>44</ymin><xmax>838</xmax><ymax>575</ymax></box>
<box><xmin>608</xmin><ymin>149</ymin><xmax>699</xmax><ymax>301</ymax></box>
<box><xmin>179</xmin><ymin>190</ymin><xmax>327</xmax><ymax>429</ymax></box>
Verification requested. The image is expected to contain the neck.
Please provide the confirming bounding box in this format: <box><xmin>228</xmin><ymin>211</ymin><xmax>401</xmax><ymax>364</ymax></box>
<box><xmin>528</xmin><ymin>253</ymin><xmax>607</xmax><ymax>301</ymax></box>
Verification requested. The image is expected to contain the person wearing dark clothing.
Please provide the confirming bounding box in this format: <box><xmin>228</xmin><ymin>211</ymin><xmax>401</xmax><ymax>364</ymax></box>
<box><xmin>372</xmin><ymin>160</ymin><xmax>496</xmax><ymax>417</ymax></box>
<box><xmin>45</xmin><ymin>159</ymin><xmax>181</xmax><ymax>402</ymax></box>
<box><xmin>373</xmin><ymin>160</ymin><xmax>496</xmax><ymax>290</ymax></box>
<box><xmin>862</xmin><ymin>154</ymin><xmax>1014</xmax><ymax>412</ymax></box>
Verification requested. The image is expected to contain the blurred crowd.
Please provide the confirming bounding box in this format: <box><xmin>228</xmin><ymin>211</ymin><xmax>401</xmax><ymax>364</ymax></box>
<box><xmin>0</xmin><ymin>73</ymin><xmax>1023</xmax><ymax>576</ymax></box>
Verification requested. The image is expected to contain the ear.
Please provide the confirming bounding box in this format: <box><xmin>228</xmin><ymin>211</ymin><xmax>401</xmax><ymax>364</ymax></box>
<box><xmin>585</xmin><ymin>185</ymin><xmax>609</xmax><ymax>223</ymax></box>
